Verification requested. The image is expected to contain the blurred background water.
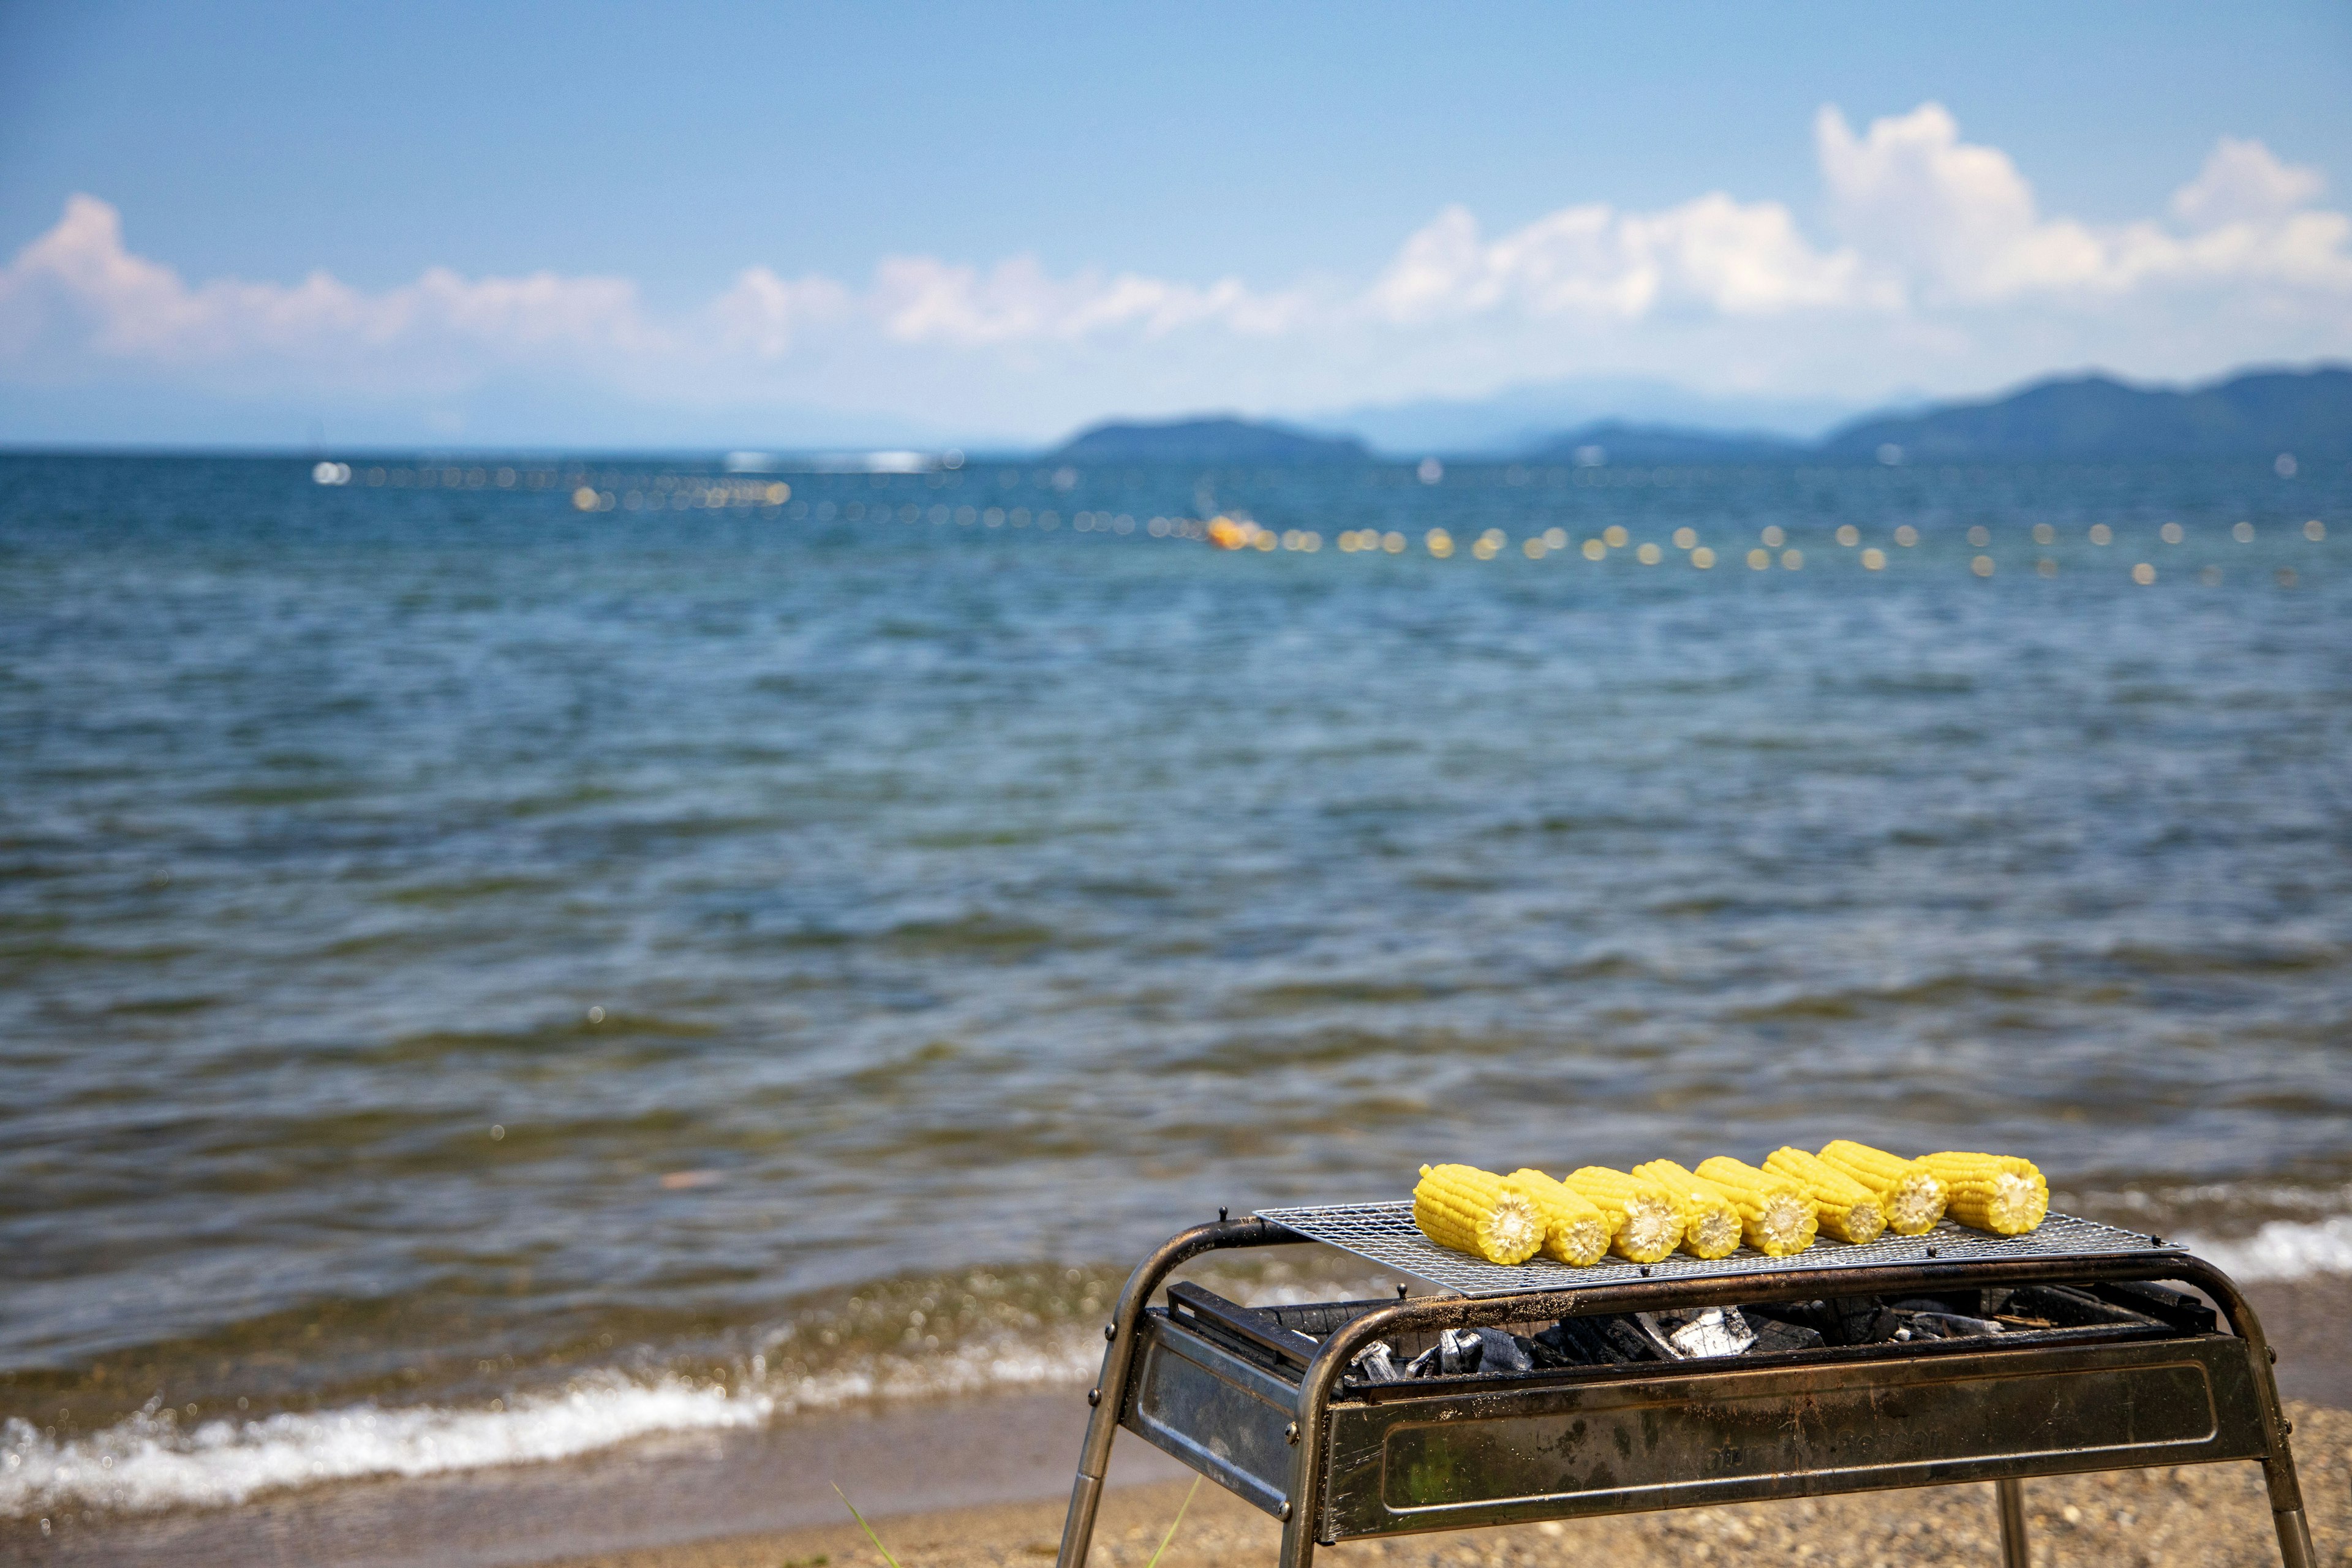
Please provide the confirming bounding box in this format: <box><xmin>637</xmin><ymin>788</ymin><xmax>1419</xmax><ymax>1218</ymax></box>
<box><xmin>3</xmin><ymin>451</ymin><xmax>2348</xmax><ymax>1516</ymax></box>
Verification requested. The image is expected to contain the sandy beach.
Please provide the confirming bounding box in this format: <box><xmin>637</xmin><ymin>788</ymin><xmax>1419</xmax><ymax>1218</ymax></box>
<box><xmin>551</xmin><ymin>1404</ymin><xmax>2351</xmax><ymax>1568</ymax></box>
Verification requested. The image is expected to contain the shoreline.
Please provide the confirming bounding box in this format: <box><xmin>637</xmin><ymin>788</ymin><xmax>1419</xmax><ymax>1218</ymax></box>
<box><xmin>9</xmin><ymin>1272</ymin><xmax>2346</xmax><ymax>1568</ymax></box>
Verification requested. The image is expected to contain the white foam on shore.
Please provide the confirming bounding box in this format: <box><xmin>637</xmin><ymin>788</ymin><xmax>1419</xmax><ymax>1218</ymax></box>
<box><xmin>0</xmin><ymin>1329</ymin><xmax>1100</xmax><ymax>1520</ymax></box>
<box><xmin>2175</xmin><ymin>1214</ymin><xmax>2352</xmax><ymax>1282</ymax></box>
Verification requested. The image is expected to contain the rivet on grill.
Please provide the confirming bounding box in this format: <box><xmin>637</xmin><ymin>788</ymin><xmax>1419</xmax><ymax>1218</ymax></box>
<box><xmin>1396</xmin><ymin>1284</ymin><xmax>1409</xmax><ymax>1299</ymax></box>
<box><xmin>1088</xmin><ymin>1387</ymin><xmax>1101</xmax><ymax>1407</ymax></box>
<box><xmin>1277</xmin><ymin>1502</ymin><xmax>1292</xmax><ymax>1520</ymax></box>
<box><xmin>1285</xmin><ymin>1422</ymin><xmax>1300</xmax><ymax>1445</ymax></box>
<box><xmin>2269</xmin><ymin>1346</ymin><xmax>2279</xmax><ymax>1364</ymax></box>
<box><xmin>1104</xmin><ymin>1323</ymin><xmax>1117</xmax><ymax>1341</ymax></box>
<box><xmin>1219</xmin><ymin>1206</ymin><xmax>1229</xmax><ymax>1223</ymax></box>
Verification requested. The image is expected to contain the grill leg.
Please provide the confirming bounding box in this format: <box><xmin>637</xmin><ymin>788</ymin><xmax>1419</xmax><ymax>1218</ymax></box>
<box><xmin>2187</xmin><ymin>1262</ymin><xmax>2316</xmax><ymax>1567</ymax></box>
<box><xmin>1994</xmin><ymin>1477</ymin><xmax>2030</xmax><ymax>1567</ymax></box>
<box><xmin>1054</xmin><ymin>1219</ymin><xmax>1297</xmax><ymax>1568</ymax></box>
<box><xmin>2270</xmin><ymin>1505</ymin><xmax>2315</xmax><ymax>1568</ymax></box>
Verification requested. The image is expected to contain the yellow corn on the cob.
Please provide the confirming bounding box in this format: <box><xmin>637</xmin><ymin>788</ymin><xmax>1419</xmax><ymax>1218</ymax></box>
<box><xmin>1501</xmin><ymin>1169</ymin><xmax>1611</xmax><ymax>1265</ymax></box>
<box><xmin>1693</xmin><ymin>1156</ymin><xmax>1817</xmax><ymax>1256</ymax></box>
<box><xmin>1631</xmin><ymin>1158</ymin><xmax>1743</xmax><ymax>1259</ymax></box>
<box><xmin>1917</xmin><ymin>1152</ymin><xmax>2048</xmax><ymax>1235</ymax></box>
<box><xmin>1413</xmin><ymin>1163</ymin><xmax>1544</xmax><ymax>1264</ymax></box>
<box><xmin>1763</xmin><ymin>1147</ymin><xmax>1888</xmax><ymax>1244</ymax></box>
<box><xmin>1817</xmin><ymin>1139</ymin><xmax>1948</xmax><ymax>1235</ymax></box>
<box><xmin>1561</xmin><ymin>1166</ymin><xmax>1685</xmax><ymax>1262</ymax></box>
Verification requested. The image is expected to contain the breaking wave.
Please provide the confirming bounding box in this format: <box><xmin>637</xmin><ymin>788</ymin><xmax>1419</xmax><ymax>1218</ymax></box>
<box><xmin>2176</xmin><ymin>1214</ymin><xmax>2352</xmax><ymax>1283</ymax></box>
<box><xmin>1</xmin><ymin>1328</ymin><xmax>1099</xmax><ymax>1520</ymax></box>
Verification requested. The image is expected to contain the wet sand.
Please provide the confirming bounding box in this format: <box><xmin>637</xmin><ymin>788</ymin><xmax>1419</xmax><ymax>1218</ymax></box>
<box><xmin>10</xmin><ymin>1277</ymin><xmax>2346</xmax><ymax>1568</ymax></box>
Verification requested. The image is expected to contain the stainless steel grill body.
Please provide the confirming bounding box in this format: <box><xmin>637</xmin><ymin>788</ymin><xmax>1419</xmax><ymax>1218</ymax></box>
<box><xmin>1054</xmin><ymin>1211</ymin><xmax>2315</xmax><ymax>1568</ymax></box>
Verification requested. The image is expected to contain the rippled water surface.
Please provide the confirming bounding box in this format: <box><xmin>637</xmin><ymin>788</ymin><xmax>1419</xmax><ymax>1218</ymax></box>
<box><xmin>3</xmin><ymin>451</ymin><xmax>2348</xmax><ymax>1511</ymax></box>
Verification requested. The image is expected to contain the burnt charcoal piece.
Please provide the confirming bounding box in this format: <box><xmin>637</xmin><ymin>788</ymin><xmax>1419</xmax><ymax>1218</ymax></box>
<box><xmin>1830</xmin><ymin>1297</ymin><xmax>1904</xmax><ymax>1345</ymax></box>
<box><xmin>1529</xmin><ymin>1319</ymin><xmax>1609</xmax><ymax>1366</ymax></box>
<box><xmin>1747</xmin><ymin>1317</ymin><xmax>1826</xmax><ymax>1355</ymax></box>
<box><xmin>1891</xmin><ymin>1296</ymin><xmax>1978</xmax><ymax>1316</ymax></box>
<box><xmin>1747</xmin><ymin>1298</ymin><xmax>1838</xmax><ymax>1337</ymax></box>
<box><xmin>2008</xmin><ymin>1284</ymin><xmax>2145</xmax><ymax>1329</ymax></box>
<box><xmin>1594</xmin><ymin>1314</ymin><xmax>1667</xmax><ymax>1363</ymax></box>
<box><xmin>1637</xmin><ymin>1306</ymin><xmax>1757</xmax><ymax>1359</ymax></box>
<box><xmin>1472</xmin><ymin>1327</ymin><xmax>1534</xmax><ymax>1373</ymax></box>
<box><xmin>1348</xmin><ymin>1340</ymin><xmax>1403</xmax><ymax>1383</ymax></box>
<box><xmin>1909</xmin><ymin>1311</ymin><xmax>2005</xmax><ymax>1339</ymax></box>
<box><xmin>2092</xmin><ymin>1281</ymin><xmax>2217</xmax><ymax>1333</ymax></box>
<box><xmin>1526</xmin><ymin>1322</ymin><xmax>1580</xmax><ymax>1367</ymax></box>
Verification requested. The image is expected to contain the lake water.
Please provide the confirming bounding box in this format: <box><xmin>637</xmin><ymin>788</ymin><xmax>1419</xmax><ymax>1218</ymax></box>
<box><xmin>4</xmin><ymin>451</ymin><xmax>2348</xmax><ymax>1520</ymax></box>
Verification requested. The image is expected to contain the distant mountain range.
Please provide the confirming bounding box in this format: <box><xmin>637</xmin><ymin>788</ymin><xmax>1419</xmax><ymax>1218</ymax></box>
<box><xmin>1048</xmin><ymin>416</ymin><xmax>1369</xmax><ymax>464</ymax></box>
<box><xmin>1314</xmin><ymin>375</ymin><xmax>1861</xmax><ymax>454</ymax></box>
<box><xmin>1046</xmin><ymin>366</ymin><xmax>2350</xmax><ymax>466</ymax></box>
<box><xmin>1819</xmin><ymin>367</ymin><xmax>2351</xmax><ymax>462</ymax></box>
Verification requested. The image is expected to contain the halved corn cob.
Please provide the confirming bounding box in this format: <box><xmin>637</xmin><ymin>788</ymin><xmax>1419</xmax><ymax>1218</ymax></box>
<box><xmin>1917</xmin><ymin>1152</ymin><xmax>2048</xmax><ymax>1235</ymax></box>
<box><xmin>1817</xmin><ymin>1139</ymin><xmax>1948</xmax><ymax>1235</ymax></box>
<box><xmin>1693</xmin><ymin>1156</ymin><xmax>1817</xmax><ymax>1256</ymax></box>
<box><xmin>1763</xmin><ymin>1147</ymin><xmax>1888</xmax><ymax>1244</ymax></box>
<box><xmin>1631</xmin><ymin>1158</ymin><xmax>1743</xmax><ymax>1259</ymax></box>
<box><xmin>1502</xmin><ymin>1169</ymin><xmax>1611</xmax><ymax>1266</ymax></box>
<box><xmin>1413</xmin><ymin>1163</ymin><xmax>1544</xmax><ymax>1264</ymax></box>
<box><xmin>1561</xmin><ymin>1166</ymin><xmax>1686</xmax><ymax>1262</ymax></box>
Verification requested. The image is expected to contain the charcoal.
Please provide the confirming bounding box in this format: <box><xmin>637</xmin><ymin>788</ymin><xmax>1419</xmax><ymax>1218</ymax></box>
<box><xmin>1439</xmin><ymin>1327</ymin><xmax>1485</xmax><ymax>1374</ymax></box>
<box><xmin>1403</xmin><ymin>1343</ymin><xmax>1439</xmax><ymax>1378</ymax></box>
<box><xmin>1530</xmin><ymin>1318</ymin><xmax>1610</xmax><ymax>1366</ymax></box>
<box><xmin>1595</xmin><ymin>1315</ymin><xmax>1667</xmax><ymax>1362</ymax></box>
<box><xmin>1348</xmin><ymin>1340</ymin><xmax>1403</xmax><ymax>1383</ymax></box>
<box><xmin>1636</xmin><ymin>1306</ymin><xmax>1756</xmax><ymax>1359</ymax></box>
<box><xmin>1746</xmin><ymin>1298</ymin><xmax>1836</xmax><ymax>1336</ymax></box>
<box><xmin>1472</xmin><ymin>1327</ymin><xmax>1534</xmax><ymax>1373</ymax></box>
<box><xmin>1910</xmin><ymin>1311</ymin><xmax>2003</xmax><ymax>1339</ymax></box>
<box><xmin>2008</xmin><ymin>1284</ymin><xmax>2141</xmax><ymax>1328</ymax></box>
<box><xmin>1830</xmin><ymin>1297</ymin><xmax>1903</xmax><ymax>1344</ymax></box>
<box><xmin>1746</xmin><ymin>1317</ymin><xmax>1825</xmax><ymax>1355</ymax></box>
<box><xmin>2090</xmin><ymin>1281</ymin><xmax>2217</xmax><ymax>1333</ymax></box>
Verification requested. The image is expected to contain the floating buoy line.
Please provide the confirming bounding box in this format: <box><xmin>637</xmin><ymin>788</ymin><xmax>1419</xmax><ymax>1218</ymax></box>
<box><xmin>311</xmin><ymin>462</ymin><xmax>2330</xmax><ymax>584</ymax></box>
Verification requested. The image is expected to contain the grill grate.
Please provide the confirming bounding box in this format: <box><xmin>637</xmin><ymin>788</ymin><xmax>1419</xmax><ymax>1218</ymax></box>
<box><xmin>1251</xmin><ymin>1202</ymin><xmax>2179</xmax><ymax>1298</ymax></box>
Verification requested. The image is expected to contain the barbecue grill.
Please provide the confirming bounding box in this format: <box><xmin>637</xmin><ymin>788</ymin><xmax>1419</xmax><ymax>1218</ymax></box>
<box><xmin>1052</xmin><ymin>1204</ymin><xmax>2314</xmax><ymax>1568</ymax></box>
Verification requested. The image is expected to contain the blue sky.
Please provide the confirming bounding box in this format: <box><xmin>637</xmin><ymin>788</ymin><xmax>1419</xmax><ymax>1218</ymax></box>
<box><xmin>3</xmin><ymin>1</ymin><xmax>2350</xmax><ymax>448</ymax></box>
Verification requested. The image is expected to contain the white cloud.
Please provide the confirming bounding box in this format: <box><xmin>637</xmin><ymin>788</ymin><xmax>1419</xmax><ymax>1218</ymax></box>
<box><xmin>1815</xmin><ymin>102</ymin><xmax>2351</xmax><ymax>301</ymax></box>
<box><xmin>0</xmin><ymin>194</ymin><xmax>655</xmax><ymax>372</ymax></box>
<box><xmin>709</xmin><ymin>266</ymin><xmax>852</xmax><ymax>358</ymax></box>
<box><xmin>3</xmin><ymin>105</ymin><xmax>2350</xmax><ymax>437</ymax></box>
<box><xmin>1368</xmin><ymin>194</ymin><xmax>1879</xmax><ymax>325</ymax></box>
<box><xmin>867</xmin><ymin>254</ymin><xmax>1299</xmax><ymax>347</ymax></box>
<box><xmin>2173</xmin><ymin>137</ymin><xmax>2326</xmax><ymax>230</ymax></box>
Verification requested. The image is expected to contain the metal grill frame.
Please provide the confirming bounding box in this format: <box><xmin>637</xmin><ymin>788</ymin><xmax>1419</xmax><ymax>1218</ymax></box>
<box><xmin>1051</xmin><ymin>1212</ymin><xmax>2316</xmax><ymax>1568</ymax></box>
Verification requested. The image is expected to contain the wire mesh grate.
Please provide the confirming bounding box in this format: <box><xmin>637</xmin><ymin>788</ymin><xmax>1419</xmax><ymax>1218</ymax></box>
<box><xmin>1251</xmin><ymin>1202</ymin><xmax>2181</xmax><ymax>1298</ymax></box>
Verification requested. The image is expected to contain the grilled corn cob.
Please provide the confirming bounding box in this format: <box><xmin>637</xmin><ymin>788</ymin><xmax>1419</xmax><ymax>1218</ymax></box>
<box><xmin>1631</xmin><ymin>1158</ymin><xmax>1743</xmax><ymax>1259</ymax></box>
<box><xmin>1763</xmin><ymin>1147</ymin><xmax>1888</xmax><ymax>1244</ymax></box>
<box><xmin>1561</xmin><ymin>1166</ymin><xmax>1685</xmax><ymax>1262</ymax></box>
<box><xmin>1413</xmin><ymin>1163</ymin><xmax>1545</xmax><ymax>1264</ymax></box>
<box><xmin>1817</xmin><ymin>1139</ymin><xmax>1948</xmax><ymax>1235</ymax></box>
<box><xmin>1917</xmin><ymin>1152</ymin><xmax>2048</xmax><ymax>1235</ymax></box>
<box><xmin>1693</xmin><ymin>1156</ymin><xmax>1817</xmax><ymax>1256</ymax></box>
<box><xmin>1502</xmin><ymin>1169</ymin><xmax>1611</xmax><ymax>1265</ymax></box>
